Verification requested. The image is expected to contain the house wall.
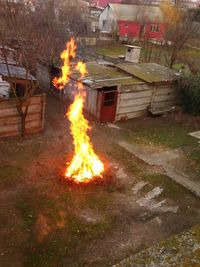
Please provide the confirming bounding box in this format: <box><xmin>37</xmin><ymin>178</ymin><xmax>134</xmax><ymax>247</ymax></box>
<box><xmin>116</xmin><ymin>83</ymin><xmax>151</xmax><ymax>120</ymax></box>
<box><xmin>118</xmin><ymin>21</ymin><xmax>141</xmax><ymax>39</ymax></box>
<box><xmin>0</xmin><ymin>94</ymin><xmax>46</xmax><ymax>137</ymax></box>
<box><xmin>145</xmin><ymin>23</ymin><xmax>166</xmax><ymax>40</ymax></box>
<box><xmin>99</xmin><ymin>6</ymin><xmax>116</xmax><ymax>33</ymax></box>
<box><xmin>150</xmin><ymin>83</ymin><xmax>180</xmax><ymax>110</ymax></box>
<box><xmin>115</xmin><ymin>82</ymin><xmax>179</xmax><ymax>120</ymax></box>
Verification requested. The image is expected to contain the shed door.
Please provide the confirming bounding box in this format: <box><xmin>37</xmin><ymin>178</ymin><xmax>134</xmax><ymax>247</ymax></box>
<box><xmin>100</xmin><ymin>88</ymin><xmax>118</xmax><ymax>123</ymax></box>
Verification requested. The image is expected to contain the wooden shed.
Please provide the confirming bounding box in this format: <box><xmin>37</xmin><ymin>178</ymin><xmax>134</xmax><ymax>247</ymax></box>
<box><xmin>0</xmin><ymin>63</ymin><xmax>36</xmax><ymax>96</ymax></box>
<box><xmin>116</xmin><ymin>63</ymin><xmax>180</xmax><ymax>118</ymax></box>
<box><xmin>64</xmin><ymin>61</ymin><xmax>180</xmax><ymax>122</ymax></box>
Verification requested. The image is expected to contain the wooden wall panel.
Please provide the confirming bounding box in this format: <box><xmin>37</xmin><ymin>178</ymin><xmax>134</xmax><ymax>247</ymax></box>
<box><xmin>0</xmin><ymin>94</ymin><xmax>46</xmax><ymax>137</ymax></box>
<box><xmin>116</xmin><ymin>83</ymin><xmax>180</xmax><ymax>121</ymax></box>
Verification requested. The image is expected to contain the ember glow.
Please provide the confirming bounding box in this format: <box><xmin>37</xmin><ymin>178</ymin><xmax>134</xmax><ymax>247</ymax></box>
<box><xmin>53</xmin><ymin>38</ymin><xmax>104</xmax><ymax>183</ymax></box>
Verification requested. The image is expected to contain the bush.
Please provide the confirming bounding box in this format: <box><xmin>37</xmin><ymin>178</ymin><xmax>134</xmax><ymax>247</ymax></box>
<box><xmin>181</xmin><ymin>75</ymin><xmax>200</xmax><ymax>115</ymax></box>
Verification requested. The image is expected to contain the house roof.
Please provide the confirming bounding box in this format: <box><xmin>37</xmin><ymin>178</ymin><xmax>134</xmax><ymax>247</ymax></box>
<box><xmin>117</xmin><ymin>63</ymin><xmax>178</xmax><ymax>83</ymax></box>
<box><xmin>71</xmin><ymin>61</ymin><xmax>143</xmax><ymax>89</ymax></box>
<box><xmin>91</xmin><ymin>0</ymin><xmax>122</xmax><ymax>8</ymax></box>
<box><xmin>0</xmin><ymin>63</ymin><xmax>36</xmax><ymax>81</ymax></box>
<box><xmin>108</xmin><ymin>4</ymin><xmax>164</xmax><ymax>23</ymax></box>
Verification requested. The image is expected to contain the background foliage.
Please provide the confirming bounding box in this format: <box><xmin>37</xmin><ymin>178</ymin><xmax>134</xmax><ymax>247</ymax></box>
<box><xmin>181</xmin><ymin>75</ymin><xmax>200</xmax><ymax>115</ymax></box>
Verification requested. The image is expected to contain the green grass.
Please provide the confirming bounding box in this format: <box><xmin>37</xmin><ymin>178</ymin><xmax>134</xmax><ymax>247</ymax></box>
<box><xmin>0</xmin><ymin>165</ymin><xmax>23</xmax><ymax>188</ymax></box>
<box><xmin>16</xmin><ymin>200</ymin><xmax>36</xmax><ymax>229</ymax></box>
<box><xmin>186</xmin><ymin>149</ymin><xmax>200</xmax><ymax>177</ymax></box>
<box><xmin>14</xmin><ymin>185</ymin><xmax>115</xmax><ymax>267</ymax></box>
<box><xmin>181</xmin><ymin>47</ymin><xmax>200</xmax><ymax>57</ymax></box>
<box><xmin>116</xmin><ymin>119</ymin><xmax>200</xmax><ymax>179</ymax></box>
<box><xmin>142</xmin><ymin>174</ymin><xmax>190</xmax><ymax>200</ymax></box>
<box><xmin>108</xmin><ymin>143</ymin><xmax>143</xmax><ymax>175</ymax></box>
<box><xmin>120</xmin><ymin>120</ymin><xmax>197</xmax><ymax>149</ymax></box>
<box><xmin>93</xmin><ymin>44</ymin><xmax>126</xmax><ymax>58</ymax></box>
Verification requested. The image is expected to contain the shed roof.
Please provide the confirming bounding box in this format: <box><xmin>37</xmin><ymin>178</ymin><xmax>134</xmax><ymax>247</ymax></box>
<box><xmin>0</xmin><ymin>57</ymin><xmax>17</xmax><ymax>65</ymax></box>
<box><xmin>71</xmin><ymin>61</ymin><xmax>143</xmax><ymax>89</ymax></box>
<box><xmin>108</xmin><ymin>4</ymin><xmax>164</xmax><ymax>23</ymax></box>
<box><xmin>0</xmin><ymin>63</ymin><xmax>36</xmax><ymax>81</ymax></box>
<box><xmin>0</xmin><ymin>45</ymin><xmax>15</xmax><ymax>52</ymax></box>
<box><xmin>117</xmin><ymin>63</ymin><xmax>178</xmax><ymax>83</ymax></box>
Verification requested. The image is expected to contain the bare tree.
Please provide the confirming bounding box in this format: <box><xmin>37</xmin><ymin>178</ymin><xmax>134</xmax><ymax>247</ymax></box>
<box><xmin>0</xmin><ymin>0</ymin><xmax>54</xmax><ymax>137</ymax></box>
<box><xmin>0</xmin><ymin>0</ymin><xmax>89</xmax><ymax>136</ymax></box>
<box><xmin>160</xmin><ymin>1</ymin><xmax>199</xmax><ymax>68</ymax></box>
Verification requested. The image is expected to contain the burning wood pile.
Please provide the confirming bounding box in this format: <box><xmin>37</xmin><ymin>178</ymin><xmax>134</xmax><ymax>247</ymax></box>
<box><xmin>53</xmin><ymin>38</ymin><xmax>104</xmax><ymax>184</ymax></box>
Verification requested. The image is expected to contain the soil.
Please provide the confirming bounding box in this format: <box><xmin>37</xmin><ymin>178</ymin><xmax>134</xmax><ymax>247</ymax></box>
<box><xmin>0</xmin><ymin>96</ymin><xmax>200</xmax><ymax>267</ymax></box>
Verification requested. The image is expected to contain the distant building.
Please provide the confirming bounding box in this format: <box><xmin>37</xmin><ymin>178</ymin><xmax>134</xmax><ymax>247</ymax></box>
<box><xmin>90</xmin><ymin>0</ymin><xmax>122</xmax><ymax>8</ymax></box>
<box><xmin>180</xmin><ymin>0</ymin><xmax>200</xmax><ymax>8</ymax></box>
<box><xmin>89</xmin><ymin>5</ymin><xmax>104</xmax><ymax>32</ymax></box>
<box><xmin>118</xmin><ymin>0</ymin><xmax>200</xmax><ymax>8</ymax></box>
<box><xmin>99</xmin><ymin>4</ymin><xmax>166</xmax><ymax>41</ymax></box>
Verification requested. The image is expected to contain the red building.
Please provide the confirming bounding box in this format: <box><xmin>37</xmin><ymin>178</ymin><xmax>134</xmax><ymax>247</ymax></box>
<box><xmin>117</xmin><ymin>21</ymin><xmax>166</xmax><ymax>40</ymax></box>
<box><xmin>145</xmin><ymin>23</ymin><xmax>166</xmax><ymax>40</ymax></box>
<box><xmin>99</xmin><ymin>4</ymin><xmax>166</xmax><ymax>41</ymax></box>
<box><xmin>117</xmin><ymin>21</ymin><xmax>141</xmax><ymax>39</ymax></box>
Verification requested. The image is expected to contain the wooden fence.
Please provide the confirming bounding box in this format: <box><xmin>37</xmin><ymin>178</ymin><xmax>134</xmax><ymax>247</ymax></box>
<box><xmin>0</xmin><ymin>94</ymin><xmax>46</xmax><ymax>137</ymax></box>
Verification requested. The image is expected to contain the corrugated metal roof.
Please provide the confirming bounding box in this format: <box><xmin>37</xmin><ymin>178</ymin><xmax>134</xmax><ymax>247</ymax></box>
<box><xmin>71</xmin><ymin>61</ymin><xmax>143</xmax><ymax>89</ymax></box>
<box><xmin>116</xmin><ymin>63</ymin><xmax>178</xmax><ymax>83</ymax></box>
<box><xmin>0</xmin><ymin>45</ymin><xmax>15</xmax><ymax>52</ymax></box>
<box><xmin>0</xmin><ymin>57</ymin><xmax>17</xmax><ymax>65</ymax></box>
<box><xmin>109</xmin><ymin>4</ymin><xmax>164</xmax><ymax>23</ymax></box>
<box><xmin>0</xmin><ymin>63</ymin><xmax>36</xmax><ymax>81</ymax></box>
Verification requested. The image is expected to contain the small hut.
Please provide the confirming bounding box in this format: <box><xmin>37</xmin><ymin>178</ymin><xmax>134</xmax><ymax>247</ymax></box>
<box><xmin>63</xmin><ymin>61</ymin><xmax>179</xmax><ymax>122</ymax></box>
<box><xmin>125</xmin><ymin>45</ymin><xmax>142</xmax><ymax>63</ymax></box>
<box><xmin>0</xmin><ymin>63</ymin><xmax>36</xmax><ymax>96</ymax></box>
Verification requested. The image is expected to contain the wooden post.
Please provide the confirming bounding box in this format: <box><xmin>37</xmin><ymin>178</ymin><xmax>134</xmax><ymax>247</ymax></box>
<box><xmin>41</xmin><ymin>93</ymin><xmax>46</xmax><ymax>132</ymax></box>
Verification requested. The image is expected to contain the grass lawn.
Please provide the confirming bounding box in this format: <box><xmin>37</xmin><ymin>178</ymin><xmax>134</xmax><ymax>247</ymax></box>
<box><xmin>92</xmin><ymin>41</ymin><xmax>200</xmax><ymax>72</ymax></box>
<box><xmin>93</xmin><ymin>42</ymin><xmax>126</xmax><ymax>58</ymax></box>
<box><xmin>115</xmin><ymin>114</ymin><xmax>200</xmax><ymax>178</ymax></box>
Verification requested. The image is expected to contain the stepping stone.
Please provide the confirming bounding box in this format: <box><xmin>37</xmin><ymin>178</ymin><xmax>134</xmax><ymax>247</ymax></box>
<box><xmin>136</xmin><ymin>187</ymin><xmax>163</xmax><ymax>207</ymax></box>
<box><xmin>132</xmin><ymin>181</ymin><xmax>149</xmax><ymax>194</ymax></box>
<box><xmin>189</xmin><ymin>131</ymin><xmax>200</xmax><ymax>140</ymax></box>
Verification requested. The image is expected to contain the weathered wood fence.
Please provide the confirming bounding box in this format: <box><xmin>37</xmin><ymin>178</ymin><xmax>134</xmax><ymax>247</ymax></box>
<box><xmin>0</xmin><ymin>94</ymin><xmax>46</xmax><ymax>137</ymax></box>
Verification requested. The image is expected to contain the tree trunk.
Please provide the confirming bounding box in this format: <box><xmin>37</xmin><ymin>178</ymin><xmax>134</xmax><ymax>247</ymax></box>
<box><xmin>20</xmin><ymin>113</ymin><xmax>26</xmax><ymax>138</ymax></box>
<box><xmin>170</xmin><ymin>44</ymin><xmax>179</xmax><ymax>69</ymax></box>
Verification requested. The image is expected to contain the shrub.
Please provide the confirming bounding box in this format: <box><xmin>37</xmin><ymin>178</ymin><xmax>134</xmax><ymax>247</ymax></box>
<box><xmin>181</xmin><ymin>75</ymin><xmax>200</xmax><ymax>115</ymax></box>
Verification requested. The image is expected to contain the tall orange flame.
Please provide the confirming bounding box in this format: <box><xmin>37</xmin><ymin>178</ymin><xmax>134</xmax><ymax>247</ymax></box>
<box><xmin>53</xmin><ymin>38</ymin><xmax>77</xmax><ymax>89</ymax></box>
<box><xmin>53</xmin><ymin>38</ymin><xmax>104</xmax><ymax>183</ymax></box>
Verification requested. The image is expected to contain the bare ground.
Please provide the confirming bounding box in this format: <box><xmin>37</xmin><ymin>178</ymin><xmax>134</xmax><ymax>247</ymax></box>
<box><xmin>0</xmin><ymin>96</ymin><xmax>200</xmax><ymax>267</ymax></box>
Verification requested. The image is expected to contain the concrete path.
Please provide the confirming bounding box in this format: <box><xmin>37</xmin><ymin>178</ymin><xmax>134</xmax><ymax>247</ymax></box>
<box><xmin>189</xmin><ymin>131</ymin><xmax>200</xmax><ymax>142</ymax></box>
<box><xmin>119</xmin><ymin>141</ymin><xmax>200</xmax><ymax>197</ymax></box>
<box><xmin>187</xmin><ymin>44</ymin><xmax>200</xmax><ymax>50</ymax></box>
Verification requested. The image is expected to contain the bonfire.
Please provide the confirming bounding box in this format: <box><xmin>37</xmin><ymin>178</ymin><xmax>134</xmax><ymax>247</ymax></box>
<box><xmin>53</xmin><ymin>38</ymin><xmax>104</xmax><ymax>184</ymax></box>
